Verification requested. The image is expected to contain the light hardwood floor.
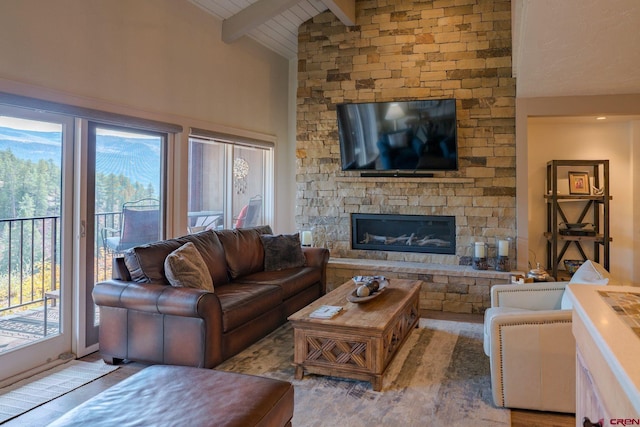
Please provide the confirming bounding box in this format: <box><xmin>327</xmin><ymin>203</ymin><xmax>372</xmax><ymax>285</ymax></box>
<box><xmin>5</xmin><ymin>311</ymin><xmax>575</xmax><ymax>427</ymax></box>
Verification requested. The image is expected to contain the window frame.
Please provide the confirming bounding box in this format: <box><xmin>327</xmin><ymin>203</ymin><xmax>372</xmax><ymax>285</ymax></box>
<box><xmin>188</xmin><ymin>133</ymin><xmax>274</xmax><ymax>231</ymax></box>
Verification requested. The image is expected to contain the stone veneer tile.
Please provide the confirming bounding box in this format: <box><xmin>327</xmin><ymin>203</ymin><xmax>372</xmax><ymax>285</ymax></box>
<box><xmin>298</xmin><ymin>1</ymin><xmax>516</xmax><ymax>287</ymax></box>
<box><xmin>326</xmin><ymin>258</ymin><xmax>521</xmax><ymax>313</ymax></box>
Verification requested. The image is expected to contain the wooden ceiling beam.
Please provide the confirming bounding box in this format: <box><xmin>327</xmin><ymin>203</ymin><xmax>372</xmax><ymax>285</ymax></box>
<box><xmin>222</xmin><ymin>0</ymin><xmax>303</xmax><ymax>43</ymax></box>
<box><xmin>322</xmin><ymin>0</ymin><xmax>355</xmax><ymax>26</ymax></box>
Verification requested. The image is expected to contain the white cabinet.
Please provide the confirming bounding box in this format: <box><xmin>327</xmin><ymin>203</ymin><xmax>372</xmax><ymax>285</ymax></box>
<box><xmin>568</xmin><ymin>284</ymin><xmax>640</xmax><ymax>426</ymax></box>
<box><xmin>576</xmin><ymin>350</ymin><xmax>609</xmax><ymax>426</ymax></box>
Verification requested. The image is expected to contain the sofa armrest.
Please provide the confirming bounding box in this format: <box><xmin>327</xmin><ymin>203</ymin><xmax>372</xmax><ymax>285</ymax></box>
<box><xmin>302</xmin><ymin>247</ymin><xmax>330</xmax><ymax>294</ymax></box>
<box><xmin>486</xmin><ymin>309</ymin><xmax>575</xmax><ymax>412</ymax></box>
<box><xmin>491</xmin><ymin>282</ymin><xmax>567</xmax><ymax>310</ymax></box>
<box><xmin>302</xmin><ymin>247</ymin><xmax>329</xmax><ymax>268</ymax></box>
<box><xmin>93</xmin><ymin>280</ymin><xmax>222</xmax><ymax>319</ymax></box>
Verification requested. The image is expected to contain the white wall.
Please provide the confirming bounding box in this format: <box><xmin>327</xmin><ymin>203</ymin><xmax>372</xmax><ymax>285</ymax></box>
<box><xmin>633</xmin><ymin>121</ymin><xmax>640</xmax><ymax>281</ymax></box>
<box><xmin>516</xmin><ymin>95</ymin><xmax>640</xmax><ymax>285</ymax></box>
<box><xmin>0</xmin><ymin>0</ymin><xmax>295</xmax><ymax>234</ymax></box>
<box><xmin>513</xmin><ymin>0</ymin><xmax>640</xmax><ymax>98</ymax></box>
<box><xmin>527</xmin><ymin>119</ymin><xmax>634</xmax><ymax>283</ymax></box>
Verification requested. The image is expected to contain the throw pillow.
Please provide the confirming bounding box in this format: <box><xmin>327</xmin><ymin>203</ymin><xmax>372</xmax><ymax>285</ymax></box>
<box><xmin>260</xmin><ymin>233</ymin><xmax>306</xmax><ymax>271</ymax></box>
<box><xmin>164</xmin><ymin>242</ymin><xmax>214</xmax><ymax>292</ymax></box>
<box><xmin>560</xmin><ymin>260</ymin><xmax>612</xmax><ymax>309</ymax></box>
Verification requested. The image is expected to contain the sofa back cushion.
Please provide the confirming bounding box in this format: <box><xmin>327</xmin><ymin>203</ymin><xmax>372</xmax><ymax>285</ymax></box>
<box><xmin>124</xmin><ymin>230</ymin><xmax>229</xmax><ymax>286</ymax></box>
<box><xmin>216</xmin><ymin>226</ymin><xmax>272</xmax><ymax>279</ymax></box>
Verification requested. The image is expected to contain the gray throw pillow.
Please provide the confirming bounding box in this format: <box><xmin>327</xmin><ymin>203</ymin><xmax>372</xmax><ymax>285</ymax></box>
<box><xmin>260</xmin><ymin>233</ymin><xmax>306</xmax><ymax>271</ymax></box>
<box><xmin>164</xmin><ymin>242</ymin><xmax>214</xmax><ymax>291</ymax></box>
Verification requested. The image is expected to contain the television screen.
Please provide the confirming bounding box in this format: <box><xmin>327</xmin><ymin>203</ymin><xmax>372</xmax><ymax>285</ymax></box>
<box><xmin>337</xmin><ymin>99</ymin><xmax>457</xmax><ymax>172</ymax></box>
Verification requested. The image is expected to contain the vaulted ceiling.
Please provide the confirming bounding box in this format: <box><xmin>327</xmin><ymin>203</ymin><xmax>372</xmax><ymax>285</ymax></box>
<box><xmin>189</xmin><ymin>0</ymin><xmax>354</xmax><ymax>59</ymax></box>
<box><xmin>191</xmin><ymin>0</ymin><xmax>640</xmax><ymax>98</ymax></box>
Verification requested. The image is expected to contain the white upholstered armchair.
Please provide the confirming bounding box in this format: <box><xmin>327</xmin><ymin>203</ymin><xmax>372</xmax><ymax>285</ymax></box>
<box><xmin>483</xmin><ymin>282</ymin><xmax>576</xmax><ymax>413</ymax></box>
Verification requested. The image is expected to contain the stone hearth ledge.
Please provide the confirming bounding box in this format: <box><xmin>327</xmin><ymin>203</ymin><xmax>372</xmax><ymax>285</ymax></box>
<box><xmin>334</xmin><ymin>177</ymin><xmax>474</xmax><ymax>184</ymax></box>
<box><xmin>327</xmin><ymin>258</ymin><xmax>524</xmax><ymax>314</ymax></box>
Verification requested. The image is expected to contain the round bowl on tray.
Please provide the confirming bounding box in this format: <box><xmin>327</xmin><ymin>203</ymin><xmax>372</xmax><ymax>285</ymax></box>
<box><xmin>347</xmin><ymin>287</ymin><xmax>386</xmax><ymax>303</ymax></box>
<box><xmin>347</xmin><ymin>277</ymin><xmax>389</xmax><ymax>303</ymax></box>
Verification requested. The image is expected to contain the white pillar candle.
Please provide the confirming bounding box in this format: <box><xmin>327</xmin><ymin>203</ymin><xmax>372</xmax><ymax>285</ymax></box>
<box><xmin>474</xmin><ymin>242</ymin><xmax>485</xmax><ymax>258</ymax></box>
<box><xmin>498</xmin><ymin>239</ymin><xmax>509</xmax><ymax>257</ymax></box>
<box><xmin>301</xmin><ymin>230</ymin><xmax>313</xmax><ymax>246</ymax></box>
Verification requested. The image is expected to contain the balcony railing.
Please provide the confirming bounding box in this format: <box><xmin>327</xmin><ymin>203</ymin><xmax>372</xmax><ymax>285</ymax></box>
<box><xmin>0</xmin><ymin>212</ymin><xmax>122</xmax><ymax>316</ymax></box>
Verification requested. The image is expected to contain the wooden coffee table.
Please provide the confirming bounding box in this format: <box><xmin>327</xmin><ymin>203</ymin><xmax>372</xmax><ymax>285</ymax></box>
<box><xmin>288</xmin><ymin>279</ymin><xmax>421</xmax><ymax>391</ymax></box>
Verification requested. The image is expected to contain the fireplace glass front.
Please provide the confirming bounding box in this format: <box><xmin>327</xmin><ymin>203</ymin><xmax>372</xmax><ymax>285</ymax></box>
<box><xmin>351</xmin><ymin>213</ymin><xmax>456</xmax><ymax>255</ymax></box>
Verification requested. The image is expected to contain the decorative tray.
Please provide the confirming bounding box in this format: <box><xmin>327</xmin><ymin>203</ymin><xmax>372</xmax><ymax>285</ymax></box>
<box><xmin>347</xmin><ymin>276</ymin><xmax>389</xmax><ymax>303</ymax></box>
<box><xmin>347</xmin><ymin>287</ymin><xmax>386</xmax><ymax>303</ymax></box>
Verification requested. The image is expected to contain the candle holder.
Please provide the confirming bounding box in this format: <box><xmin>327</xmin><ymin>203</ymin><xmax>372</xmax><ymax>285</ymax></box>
<box><xmin>473</xmin><ymin>256</ymin><xmax>488</xmax><ymax>270</ymax></box>
<box><xmin>494</xmin><ymin>237</ymin><xmax>512</xmax><ymax>272</ymax></box>
<box><xmin>471</xmin><ymin>242</ymin><xmax>488</xmax><ymax>270</ymax></box>
<box><xmin>495</xmin><ymin>255</ymin><xmax>510</xmax><ymax>272</ymax></box>
<box><xmin>300</xmin><ymin>229</ymin><xmax>313</xmax><ymax>247</ymax></box>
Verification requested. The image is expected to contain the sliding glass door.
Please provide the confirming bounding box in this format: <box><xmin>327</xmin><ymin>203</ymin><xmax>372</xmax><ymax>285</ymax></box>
<box><xmin>0</xmin><ymin>109</ymin><xmax>168</xmax><ymax>380</ymax></box>
<box><xmin>81</xmin><ymin>123</ymin><xmax>166</xmax><ymax>350</ymax></box>
<box><xmin>0</xmin><ymin>106</ymin><xmax>74</xmax><ymax>381</ymax></box>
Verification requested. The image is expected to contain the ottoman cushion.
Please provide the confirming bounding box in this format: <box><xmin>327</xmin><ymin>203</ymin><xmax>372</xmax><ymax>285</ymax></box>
<box><xmin>49</xmin><ymin>365</ymin><xmax>293</xmax><ymax>427</ymax></box>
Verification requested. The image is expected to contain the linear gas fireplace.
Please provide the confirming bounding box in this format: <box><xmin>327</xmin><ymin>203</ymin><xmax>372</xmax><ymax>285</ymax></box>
<box><xmin>351</xmin><ymin>213</ymin><xmax>456</xmax><ymax>255</ymax></box>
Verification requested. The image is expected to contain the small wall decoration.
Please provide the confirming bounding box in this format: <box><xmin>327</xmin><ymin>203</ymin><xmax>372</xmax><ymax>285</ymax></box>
<box><xmin>568</xmin><ymin>171</ymin><xmax>590</xmax><ymax>195</ymax></box>
<box><xmin>233</xmin><ymin>157</ymin><xmax>249</xmax><ymax>194</ymax></box>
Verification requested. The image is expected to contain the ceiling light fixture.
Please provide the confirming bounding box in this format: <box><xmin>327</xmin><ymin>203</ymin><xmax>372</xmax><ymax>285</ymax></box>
<box><xmin>596</xmin><ymin>116</ymin><xmax>607</xmax><ymax>120</ymax></box>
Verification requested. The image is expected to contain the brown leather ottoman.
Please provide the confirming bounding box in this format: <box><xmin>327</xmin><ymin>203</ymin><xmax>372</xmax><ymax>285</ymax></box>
<box><xmin>49</xmin><ymin>365</ymin><xmax>294</xmax><ymax>427</ymax></box>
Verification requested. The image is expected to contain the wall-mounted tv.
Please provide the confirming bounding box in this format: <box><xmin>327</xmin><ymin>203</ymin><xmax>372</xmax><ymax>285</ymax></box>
<box><xmin>337</xmin><ymin>99</ymin><xmax>458</xmax><ymax>174</ymax></box>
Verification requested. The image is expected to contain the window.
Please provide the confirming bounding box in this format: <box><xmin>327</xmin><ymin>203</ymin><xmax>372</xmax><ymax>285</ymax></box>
<box><xmin>188</xmin><ymin>134</ymin><xmax>273</xmax><ymax>232</ymax></box>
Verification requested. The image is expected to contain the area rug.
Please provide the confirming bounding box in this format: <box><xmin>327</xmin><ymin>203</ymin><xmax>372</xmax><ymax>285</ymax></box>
<box><xmin>217</xmin><ymin>318</ymin><xmax>510</xmax><ymax>426</ymax></box>
<box><xmin>0</xmin><ymin>359</ymin><xmax>119</xmax><ymax>424</ymax></box>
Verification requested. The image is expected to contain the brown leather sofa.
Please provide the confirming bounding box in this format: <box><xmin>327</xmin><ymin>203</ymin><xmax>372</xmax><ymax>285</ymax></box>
<box><xmin>93</xmin><ymin>225</ymin><xmax>329</xmax><ymax>368</ymax></box>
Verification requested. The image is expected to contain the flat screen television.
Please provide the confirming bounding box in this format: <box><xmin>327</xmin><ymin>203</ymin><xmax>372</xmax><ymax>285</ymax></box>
<box><xmin>337</xmin><ymin>99</ymin><xmax>458</xmax><ymax>174</ymax></box>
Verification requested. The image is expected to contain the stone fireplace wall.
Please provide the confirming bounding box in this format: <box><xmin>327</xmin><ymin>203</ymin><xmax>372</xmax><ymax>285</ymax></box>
<box><xmin>296</xmin><ymin>0</ymin><xmax>516</xmax><ymax>269</ymax></box>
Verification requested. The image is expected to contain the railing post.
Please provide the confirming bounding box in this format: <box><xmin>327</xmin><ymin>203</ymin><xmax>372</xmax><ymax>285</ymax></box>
<box><xmin>7</xmin><ymin>222</ymin><xmax>12</xmax><ymax>309</ymax></box>
<box><xmin>51</xmin><ymin>217</ymin><xmax>58</xmax><ymax>293</ymax></box>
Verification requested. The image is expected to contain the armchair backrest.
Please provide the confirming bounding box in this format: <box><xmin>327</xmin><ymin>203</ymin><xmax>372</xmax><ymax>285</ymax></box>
<box><xmin>235</xmin><ymin>195</ymin><xmax>263</xmax><ymax>228</ymax></box>
<box><xmin>491</xmin><ymin>282</ymin><xmax>567</xmax><ymax>310</ymax></box>
<box><xmin>242</xmin><ymin>196</ymin><xmax>262</xmax><ymax>228</ymax></box>
<box><xmin>119</xmin><ymin>198</ymin><xmax>160</xmax><ymax>247</ymax></box>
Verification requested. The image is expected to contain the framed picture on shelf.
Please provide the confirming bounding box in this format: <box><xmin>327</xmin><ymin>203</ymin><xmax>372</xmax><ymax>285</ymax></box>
<box><xmin>568</xmin><ymin>171</ymin><xmax>590</xmax><ymax>195</ymax></box>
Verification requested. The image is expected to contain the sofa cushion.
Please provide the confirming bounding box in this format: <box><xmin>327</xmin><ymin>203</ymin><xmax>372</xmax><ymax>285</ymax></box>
<box><xmin>164</xmin><ymin>242</ymin><xmax>214</xmax><ymax>292</ymax></box>
<box><xmin>214</xmin><ymin>283</ymin><xmax>282</xmax><ymax>332</ymax></box>
<box><xmin>216</xmin><ymin>228</ymin><xmax>268</xmax><ymax>279</ymax></box>
<box><xmin>124</xmin><ymin>230</ymin><xmax>229</xmax><ymax>286</ymax></box>
<box><xmin>260</xmin><ymin>233</ymin><xmax>306</xmax><ymax>271</ymax></box>
<box><xmin>561</xmin><ymin>260</ymin><xmax>613</xmax><ymax>309</ymax></box>
<box><xmin>236</xmin><ymin>267</ymin><xmax>321</xmax><ymax>300</ymax></box>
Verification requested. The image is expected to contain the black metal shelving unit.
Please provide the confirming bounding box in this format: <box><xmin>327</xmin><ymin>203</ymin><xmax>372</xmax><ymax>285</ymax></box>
<box><xmin>545</xmin><ymin>160</ymin><xmax>611</xmax><ymax>280</ymax></box>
